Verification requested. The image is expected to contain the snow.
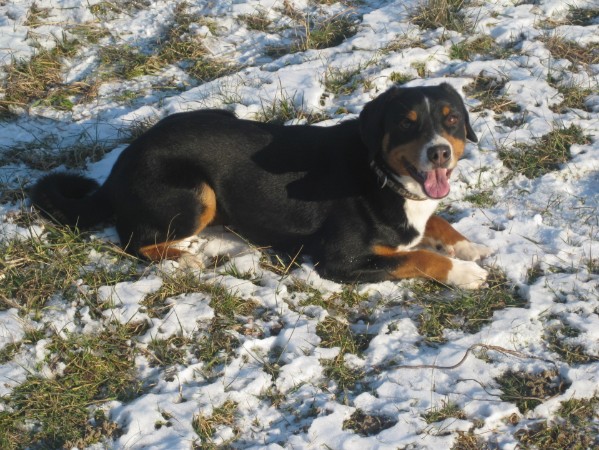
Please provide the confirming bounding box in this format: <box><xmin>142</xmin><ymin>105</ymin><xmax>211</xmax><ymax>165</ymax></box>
<box><xmin>1</xmin><ymin>0</ymin><xmax>598</xmax><ymax>448</ymax></box>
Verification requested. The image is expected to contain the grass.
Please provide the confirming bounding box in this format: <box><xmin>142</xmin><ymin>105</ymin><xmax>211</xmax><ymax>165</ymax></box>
<box><xmin>451</xmin><ymin>431</ymin><xmax>492</xmax><ymax>449</ymax></box>
<box><xmin>0</xmin><ymin>342</ymin><xmax>22</xmax><ymax>364</ymax></box>
<box><xmin>98</xmin><ymin>45</ymin><xmax>159</xmax><ymax>80</ymax></box>
<box><xmin>293</xmin><ymin>14</ymin><xmax>359</xmax><ymax>52</ymax></box>
<box><xmin>342</xmin><ymin>409</ymin><xmax>397</xmax><ymax>436</ymax></box>
<box><xmin>239</xmin><ymin>11</ymin><xmax>272</xmax><ymax>31</ymax></box>
<box><xmin>256</xmin><ymin>91</ymin><xmax>330</xmax><ymax>124</ymax></box>
<box><xmin>499</xmin><ymin>124</ymin><xmax>590</xmax><ymax>179</ymax></box>
<box><xmin>24</xmin><ymin>3</ymin><xmax>51</xmax><ymax>28</ymax></box>
<box><xmin>464</xmin><ymin>75</ymin><xmax>519</xmax><ymax>114</ymax></box>
<box><xmin>193</xmin><ymin>399</ymin><xmax>239</xmax><ymax>447</ymax></box>
<box><xmin>141</xmin><ymin>271</ymin><xmax>213</xmax><ymax>318</ymax></box>
<box><xmin>89</xmin><ymin>0</ymin><xmax>150</xmax><ymax>20</ymax></box>
<box><xmin>0</xmin><ymin>219</ymin><xmax>138</xmax><ymax>314</ymax></box>
<box><xmin>389</xmin><ymin>71</ymin><xmax>415</xmax><ymax>85</ymax></box>
<box><xmin>496</xmin><ymin>369</ymin><xmax>569</xmax><ymax>414</ymax></box>
<box><xmin>321</xmin><ymin>353</ymin><xmax>364</xmax><ymax>393</ymax></box>
<box><xmin>0</xmin><ymin>0</ymin><xmax>598</xmax><ymax>447</ymax></box>
<box><xmin>267</xmin><ymin>4</ymin><xmax>359</xmax><ymax>56</ymax></box>
<box><xmin>69</xmin><ymin>23</ymin><xmax>112</xmax><ymax>45</ymax></box>
<box><xmin>463</xmin><ymin>190</ymin><xmax>496</xmax><ymax>208</ymax></box>
<box><xmin>379</xmin><ymin>36</ymin><xmax>424</xmax><ymax>54</ymax></box>
<box><xmin>316</xmin><ymin>313</ymin><xmax>369</xmax><ymax>394</ymax></box>
<box><xmin>414</xmin><ymin>269</ymin><xmax>526</xmax><ymax>343</ymax></box>
<box><xmin>0</xmin><ymin>34</ymin><xmax>81</xmax><ymax>113</ymax></box>
<box><xmin>156</xmin><ymin>3</ymin><xmax>236</xmax><ymax>81</ymax></box>
<box><xmin>515</xmin><ymin>396</ymin><xmax>599</xmax><ymax>448</ymax></box>
<box><xmin>567</xmin><ymin>7</ymin><xmax>599</xmax><ymax>26</ymax></box>
<box><xmin>545</xmin><ymin>317</ymin><xmax>598</xmax><ymax>365</ymax></box>
<box><xmin>147</xmin><ymin>335</ymin><xmax>190</xmax><ymax>367</ymax></box>
<box><xmin>324</xmin><ymin>66</ymin><xmax>365</xmax><ymax>96</ymax></box>
<box><xmin>0</xmin><ymin>326</ymin><xmax>139</xmax><ymax>449</ymax></box>
<box><xmin>0</xmin><ymin>1</ymin><xmax>234</xmax><ymax>116</ymax></box>
<box><xmin>542</xmin><ymin>35</ymin><xmax>599</xmax><ymax>67</ymax></box>
<box><xmin>412</xmin><ymin>0</ymin><xmax>469</xmax><ymax>33</ymax></box>
<box><xmin>449</xmin><ymin>36</ymin><xmax>496</xmax><ymax>61</ymax></box>
<box><xmin>550</xmin><ymin>84</ymin><xmax>594</xmax><ymax>113</ymax></box>
<box><xmin>422</xmin><ymin>400</ymin><xmax>466</xmax><ymax>423</ymax></box>
<box><xmin>316</xmin><ymin>316</ymin><xmax>369</xmax><ymax>355</ymax></box>
<box><xmin>193</xmin><ymin>284</ymin><xmax>257</xmax><ymax>372</ymax></box>
<box><xmin>411</xmin><ymin>61</ymin><xmax>428</xmax><ymax>78</ymax></box>
<box><xmin>0</xmin><ymin>138</ymin><xmax>114</xmax><ymax>171</ymax></box>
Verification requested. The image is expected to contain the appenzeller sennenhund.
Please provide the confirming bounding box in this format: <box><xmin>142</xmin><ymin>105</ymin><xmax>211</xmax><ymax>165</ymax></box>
<box><xmin>31</xmin><ymin>83</ymin><xmax>491</xmax><ymax>288</ymax></box>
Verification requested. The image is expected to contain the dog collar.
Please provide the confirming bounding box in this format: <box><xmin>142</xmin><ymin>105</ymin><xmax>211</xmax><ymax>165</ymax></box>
<box><xmin>369</xmin><ymin>159</ymin><xmax>428</xmax><ymax>201</ymax></box>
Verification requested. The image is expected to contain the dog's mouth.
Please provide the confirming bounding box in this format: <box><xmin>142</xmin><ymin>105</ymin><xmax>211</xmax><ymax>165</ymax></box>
<box><xmin>406</xmin><ymin>161</ymin><xmax>453</xmax><ymax>199</ymax></box>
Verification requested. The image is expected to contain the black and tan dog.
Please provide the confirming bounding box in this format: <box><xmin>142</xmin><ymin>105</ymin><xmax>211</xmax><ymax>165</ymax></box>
<box><xmin>31</xmin><ymin>83</ymin><xmax>491</xmax><ymax>288</ymax></box>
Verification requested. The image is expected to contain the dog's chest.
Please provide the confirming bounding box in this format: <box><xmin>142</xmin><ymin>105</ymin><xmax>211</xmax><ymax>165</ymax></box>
<box><xmin>398</xmin><ymin>198</ymin><xmax>439</xmax><ymax>250</ymax></box>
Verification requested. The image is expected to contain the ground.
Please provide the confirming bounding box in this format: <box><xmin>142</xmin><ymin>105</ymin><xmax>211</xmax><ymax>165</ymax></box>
<box><xmin>0</xmin><ymin>0</ymin><xmax>598</xmax><ymax>448</ymax></box>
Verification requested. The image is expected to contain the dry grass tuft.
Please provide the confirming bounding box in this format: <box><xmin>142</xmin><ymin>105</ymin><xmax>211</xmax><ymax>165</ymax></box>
<box><xmin>499</xmin><ymin>124</ymin><xmax>590</xmax><ymax>179</ymax></box>
<box><xmin>412</xmin><ymin>0</ymin><xmax>469</xmax><ymax>32</ymax></box>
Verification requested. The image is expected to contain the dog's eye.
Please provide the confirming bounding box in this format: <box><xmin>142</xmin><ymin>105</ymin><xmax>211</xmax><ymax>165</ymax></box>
<box><xmin>399</xmin><ymin>118</ymin><xmax>415</xmax><ymax>129</ymax></box>
<box><xmin>445</xmin><ymin>114</ymin><xmax>459</xmax><ymax>126</ymax></box>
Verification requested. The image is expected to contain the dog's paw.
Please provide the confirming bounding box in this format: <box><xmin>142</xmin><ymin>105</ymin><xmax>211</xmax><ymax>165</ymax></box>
<box><xmin>177</xmin><ymin>253</ymin><xmax>205</xmax><ymax>271</ymax></box>
<box><xmin>446</xmin><ymin>259</ymin><xmax>488</xmax><ymax>289</ymax></box>
<box><xmin>451</xmin><ymin>240</ymin><xmax>493</xmax><ymax>262</ymax></box>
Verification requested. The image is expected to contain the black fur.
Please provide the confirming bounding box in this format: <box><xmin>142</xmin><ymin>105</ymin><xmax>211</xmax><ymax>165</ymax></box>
<box><xmin>30</xmin><ymin>83</ymin><xmax>477</xmax><ymax>282</ymax></box>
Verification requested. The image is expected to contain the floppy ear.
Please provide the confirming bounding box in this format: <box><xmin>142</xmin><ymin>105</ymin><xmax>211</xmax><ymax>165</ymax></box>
<box><xmin>465</xmin><ymin>110</ymin><xmax>478</xmax><ymax>143</ymax></box>
<box><xmin>359</xmin><ymin>87</ymin><xmax>400</xmax><ymax>159</ymax></box>
<box><xmin>440</xmin><ymin>82</ymin><xmax>478</xmax><ymax>143</ymax></box>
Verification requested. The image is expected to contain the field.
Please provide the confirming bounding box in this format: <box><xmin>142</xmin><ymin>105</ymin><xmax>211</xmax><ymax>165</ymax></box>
<box><xmin>0</xmin><ymin>0</ymin><xmax>598</xmax><ymax>448</ymax></box>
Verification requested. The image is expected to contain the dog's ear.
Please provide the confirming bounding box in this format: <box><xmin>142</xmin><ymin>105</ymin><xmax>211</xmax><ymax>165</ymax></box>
<box><xmin>465</xmin><ymin>111</ymin><xmax>478</xmax><ymax>143</ymax></box>
<box><xmin>359</xmin><ymin>87</ymin><xmax>400</xmax><ymax>158</ymax></box>
<box><xmin>440</xmin><ymin>83</ymin><xmax>478</xmax><ymax>143</ymax></box>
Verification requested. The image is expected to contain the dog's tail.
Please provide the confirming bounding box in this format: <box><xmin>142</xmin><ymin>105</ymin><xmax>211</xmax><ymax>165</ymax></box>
<box><xmin>30</xmin><ymin>173</ymin><xmax>113</xmax><ymax>228</ymax></box>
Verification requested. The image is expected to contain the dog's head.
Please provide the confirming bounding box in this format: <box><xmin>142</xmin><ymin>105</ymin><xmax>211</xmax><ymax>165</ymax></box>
<box><xmin>360</xmin><ymin>83</ymin><xmax>477</xmax><ymax>200</ymax></box>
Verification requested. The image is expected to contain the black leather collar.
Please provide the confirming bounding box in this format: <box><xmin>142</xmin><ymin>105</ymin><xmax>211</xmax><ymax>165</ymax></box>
<box><xmin>369</xmin><ymin>158</ymin><xmax>428</xmax><ymax>201</ymax></box>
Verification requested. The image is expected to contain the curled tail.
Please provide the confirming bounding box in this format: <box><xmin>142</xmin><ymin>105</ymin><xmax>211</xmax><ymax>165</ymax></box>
<box><xmin>30</xmin><ymin>173</ymin><xmax>113</xmax><ymax>228</ymax></box>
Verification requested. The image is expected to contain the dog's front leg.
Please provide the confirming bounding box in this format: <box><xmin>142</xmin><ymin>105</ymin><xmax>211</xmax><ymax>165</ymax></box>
<box><xmin>421</xmin><ymin>215</ymin><xmax>492</xmax><ymax>261</ymax></box>
<box><xmin>371</xmin><ymin>246</ymin><xmax>488</xmax><ymax>289</ymax></box>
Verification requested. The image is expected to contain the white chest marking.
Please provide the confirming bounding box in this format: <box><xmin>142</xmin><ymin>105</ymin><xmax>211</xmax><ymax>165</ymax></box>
<box><xmin>397</xmin><ymin>198</ymin><xmax>439</xmax><ymax>250</ymax></box>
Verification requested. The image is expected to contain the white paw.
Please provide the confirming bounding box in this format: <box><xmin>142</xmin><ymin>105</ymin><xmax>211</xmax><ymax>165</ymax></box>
<box><xmin>446</xmin><ymin>259</ymin><xmax>488</xmax><ymax>289</ymax></box>
<box><xmin>177</xmin><ymin>253</ymin><xmax>205</xmax><ymax>271</ymax></box>
<box><xmin>451</xmin><ymin>240</ymin><xmax>493</xmax><ymax>262</ymax></box>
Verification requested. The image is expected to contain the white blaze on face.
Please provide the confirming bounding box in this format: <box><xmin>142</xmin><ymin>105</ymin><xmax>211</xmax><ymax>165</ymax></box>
<box><xmin>418</xmin><ymin>133</ymin><xmax>453</xmax><ymax>168</ymax></box>
<box><xmin>420</xmin><ymin>133</ymin><xmax>454</xmax><ymax>199</ymax></box>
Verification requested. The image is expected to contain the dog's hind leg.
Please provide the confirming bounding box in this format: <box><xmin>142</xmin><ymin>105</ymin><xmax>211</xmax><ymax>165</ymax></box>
<box><xmin>131</xmin><ymin>183</ymin><xmax>218</xmax><ymax>262</ymax></box>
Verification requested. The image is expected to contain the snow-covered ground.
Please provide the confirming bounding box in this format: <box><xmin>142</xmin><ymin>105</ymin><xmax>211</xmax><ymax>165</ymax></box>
<box><xmin>0</xmin><ymin>0</ymin><xmax>598</xmax><ymax>448</ymax></box>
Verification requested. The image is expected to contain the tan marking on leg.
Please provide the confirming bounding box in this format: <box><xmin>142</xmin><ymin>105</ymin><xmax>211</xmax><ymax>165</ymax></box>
<box><xmin>392</xmin><ymin>249</ymin><xmax>453</xmax><ymax>281</ymax></box>
<box><xmin>196</xmin><ymin>183</ymin><xmax>217</xmax><ymax>231</ymax></box>
<box><xmin>372</xmin><ymin>244</ymin><xmax>401</xmax><ymax>257</ymax></box>
<box><xmin>139</xmin><ymin>183</ymin><xmax>218</xmax><ymax>262</ymax></box>
<box><xmin>423</xmin><ymin>215</ymin><xmax>467</xmax><ymax>247</ymax></box>
<box><xmin>372</xmin><ymin>245</ymin><xmax>454</xmax><ymax>282</ymax></box>
<box><xmin>421</xmin><ymin>215</ymin><xmax>492</xmax><ymax>261</ymax></box>
<box><xmin>139</xmin><ymin>242</ymin><xmax>187</xmax><ymax>261</ymax></box>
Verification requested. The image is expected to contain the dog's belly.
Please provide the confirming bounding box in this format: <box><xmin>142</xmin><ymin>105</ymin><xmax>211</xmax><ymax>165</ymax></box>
<box><xmin>222</xmin><ymin>187</ymin><xmax>331</xmax><ymax>248</ymax></box>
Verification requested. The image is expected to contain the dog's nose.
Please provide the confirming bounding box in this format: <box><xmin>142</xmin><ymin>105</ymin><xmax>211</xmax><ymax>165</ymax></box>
<box><xmin>427</xmin><ymin>145</ymin><xmax>451</xmax><ymax>166</ymax></box>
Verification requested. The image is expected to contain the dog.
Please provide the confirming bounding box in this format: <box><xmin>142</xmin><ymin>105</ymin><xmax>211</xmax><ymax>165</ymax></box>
<box><xmin>31</xmin><ymin>83</ymin><xmax>491</xmax><ymax>288</ymax></box>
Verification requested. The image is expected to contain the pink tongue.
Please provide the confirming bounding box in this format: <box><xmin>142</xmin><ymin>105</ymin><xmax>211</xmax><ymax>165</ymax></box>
<box><xmin>423</xmin><ymin>169</ymin><xmax>450</xmax><ymax>199</ymax></box>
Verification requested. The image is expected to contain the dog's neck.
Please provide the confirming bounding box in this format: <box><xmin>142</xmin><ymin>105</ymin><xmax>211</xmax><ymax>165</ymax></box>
<box><xmin>369</xmin><ymin>157</ymin><xmax>427</xmax><ymax>201</ymax></box>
